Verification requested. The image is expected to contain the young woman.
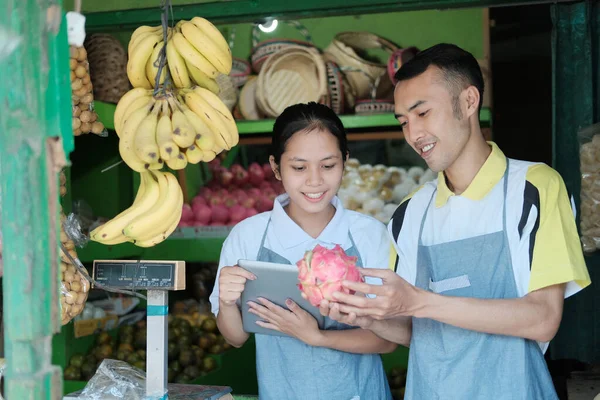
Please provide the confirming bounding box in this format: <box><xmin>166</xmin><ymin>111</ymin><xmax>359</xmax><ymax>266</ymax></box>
<box><xmin>209</xmin><ymin>102</ymin><xmax>396</xmax><ymax>400</ymax></box>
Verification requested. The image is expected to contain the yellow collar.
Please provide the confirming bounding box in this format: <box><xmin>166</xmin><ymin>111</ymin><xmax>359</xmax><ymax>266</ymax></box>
<box><xmin>436</xmin><ymin>142</ymin><xmax>507</xmax><ymax>208</ymax></box>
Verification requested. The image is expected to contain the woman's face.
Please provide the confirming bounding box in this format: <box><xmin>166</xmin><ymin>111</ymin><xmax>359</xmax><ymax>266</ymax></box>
<box><xmin>270</xmin><ymin>128</ymin><xmax>344</xmax><ymax>216</ymax></box>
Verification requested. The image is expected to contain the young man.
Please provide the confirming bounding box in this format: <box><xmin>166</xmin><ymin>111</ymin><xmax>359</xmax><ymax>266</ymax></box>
<box><xmin>320</xmin><ymin>43</ymin><xmax>591</xmax><ymax>399</ymax></box>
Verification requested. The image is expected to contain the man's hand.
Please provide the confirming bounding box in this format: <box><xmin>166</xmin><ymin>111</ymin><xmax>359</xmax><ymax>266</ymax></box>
<box><xmin>319</xmin><ymin>299</ymin><xmax>375</xmax><ymax>329</ymax></box>
<box><xmin>332</xmin><ymin>267</ymin><xmax>426</xmax><ymax>320</ymax></box>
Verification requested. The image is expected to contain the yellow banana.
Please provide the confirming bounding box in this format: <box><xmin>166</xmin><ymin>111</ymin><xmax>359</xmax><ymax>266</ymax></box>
<box><xmin>182</xmin><ymin>107</ymin><xmax>216</xmax><ymax>151</ymax></box>
<box><xmin>90</xmin><ymin>171</ymin><xmax>160</xmax><ymax>243</ymax></box>
<box><xmin>114</xmin><ymin>88</ymin><xmax>153</xmax><ymax>137</ymax></box>
<box><xmin>117</xmin><ymin>95</ymin><xmax>154</xmax><ymax>137</ymax></box>
<box><xmin>129</xmin><ymin>26</ymin><xmax>162</xmax><ymax>53</ymax></box>
<box><xmin>189</xmin><ymin>17</ymin><xmax>232</xmax><ymax>72</ymax></box>
<box><xmin>128</xmin><ymin>34</ymin><xmax>162</xmax><ymax>89</ymax></box>
<box><xmin>132</xmin><ymin>172</ymin><xmax>147</xmax><ymax>204</ymax></box>
<box><xmin>193</xmin><ymin>86</ymin><xmax>239</xmax><ymax>146</ymax></box>
<box><xmin>119</xmin><ymin>100</ymin><xmax>156</xmax><ymax>172</ymax></box>
<box><xmin>168</xmin><ymin>97</ymin><xmax>196</xmax><ymax>148</ymax></box>
<box><xmin>182</xmin><ymin>90</ymin><xmax>232</xmax><ymax>150</ymax></box>
<box><xmin>124</xmin><ymin>171</ymin><xmax>183</xmax><ymax>241</ymax></box>
<box><xmin>146</xmin><ymin>40</ymin><xmax>167</xmax><ymax>88</ymax></box>
<box><xmin>202</xmin><ymin>150</ymin><xmax>217</xmax><ymax>162</ymax></box>
<box><xmin>133</xmin><ymin>201</ymin><xmax>183</xmax><ymax>247</ymax></box>
<box><xmin>134</xmin><ymin>104</ymin><xmax>160</xmax><ymax>164</ymax></box>
<box><xmin>156</xmin><ymin>100</ymin><xmax>179</xmax><ymax>161</ymax></box>
<box><xmin>165</xmin><ymin>153</ymin><xmax>188</xmax><ymax>170</ymax></box>
<box><xmin>166</xmin><ymin>37</ymin><xmax>191</xmax><ymax>88</ymax></box>
<box><xmin>181</xmin><ymin>21</ymin><xmax>231</xmax><ymax>75</ymax></box>
<box><xmin>171</xmin><ymin>31</ymin><xmax>218</xmax><ymax>79</ymax></box>
<box><xmin>184</xmin><ymin>144</ymin><xmax>204</xmax><ymax>164</ymax></box>
<box><xmin>148</xmin><ymin>161</ymin><xmax>164</xmax><ymax>170</ymax></box>
<box><xmin>184</xmin><ymin>59</ymin><xmax>220</xmax><ymax>94</ymax></box>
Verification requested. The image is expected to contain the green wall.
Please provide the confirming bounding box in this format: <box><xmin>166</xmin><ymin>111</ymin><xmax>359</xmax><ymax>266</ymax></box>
<box><xmin>86</xmin><ymin>9</ymin><xmax>485</xmax><ymax>64</ymax></box>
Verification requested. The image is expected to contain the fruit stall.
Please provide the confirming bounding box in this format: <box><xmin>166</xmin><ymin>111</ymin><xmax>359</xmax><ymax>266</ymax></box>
<box><xmin>0</xmin><ymin>0</ymin><xmax>598</xmax><ymax>399</ymax></box>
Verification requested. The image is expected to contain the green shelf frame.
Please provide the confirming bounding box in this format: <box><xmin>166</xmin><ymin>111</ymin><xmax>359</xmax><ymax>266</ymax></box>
<box><xmin>95</xmin><ymin>101</ymin><xmax>491</xmax><ymax>135</ymax></box>
<box><xmin>81</xmin><ymin>0</ymin><xmax>563</xmax><ymax>30</ymax></box>
<box><xmin>78</xmin><ymin>235</ymin><xmax>226</xmax><ymax>263</ymax></box>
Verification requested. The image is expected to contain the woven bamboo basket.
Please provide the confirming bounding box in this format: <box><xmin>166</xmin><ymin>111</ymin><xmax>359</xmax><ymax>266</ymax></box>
<box><xmin>256</xmin><ymin>45</ymin><xmax>327</xmax><ymax>118</ymax></box>
<box><xmin>84</xmin><ymin>34</ymin><xmax>130</xmax><ymax>104</ymax></box>
<box><xmin>324</xmin><ymin>32</ymin><xmax>398</xmax><ymax>102</ymax></box>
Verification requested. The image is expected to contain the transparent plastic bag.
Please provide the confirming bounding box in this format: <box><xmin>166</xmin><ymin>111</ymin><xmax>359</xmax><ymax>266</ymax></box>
<box><xmin>60</xmin><ymin>211</ymin><xmax>90</xmax><ymax>325</ymax></box>
<box><xmin>70</xmin><ymin>45</ymin><xmax>108</xmax><ymax>137</ymax></box>
<box><xmin>78</xmin><ymin>359</ymin><xmax>147</xmax><ymax>400</ymax></box>
<box><xmin>578</xmin><ymin>122</ymin><xmax>600</xmax><ymax>253</ymax></box>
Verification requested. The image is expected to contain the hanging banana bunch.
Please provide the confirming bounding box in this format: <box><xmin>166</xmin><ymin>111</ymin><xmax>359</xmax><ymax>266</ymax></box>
<box><xmin>92</xmin><ymin>15</ymin><xmax>238</xmax><ymax>248</ymax></box>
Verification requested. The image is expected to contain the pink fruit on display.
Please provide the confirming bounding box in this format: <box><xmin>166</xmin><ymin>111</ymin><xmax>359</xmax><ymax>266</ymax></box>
<box><xmin>296</xmin><ymin>244</ymin><xmax>363</xmax><ymax>307</ymax></box>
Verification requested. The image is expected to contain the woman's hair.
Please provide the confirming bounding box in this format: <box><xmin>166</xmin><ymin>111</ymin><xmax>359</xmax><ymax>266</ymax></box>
<box><xmin>270</xmin><ymin>102</ymin><xmax>348</xmax><ymax>165</ymax></box>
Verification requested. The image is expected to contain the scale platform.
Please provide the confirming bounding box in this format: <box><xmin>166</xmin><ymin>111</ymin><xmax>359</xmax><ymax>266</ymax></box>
<box><xmin>63</xmin><ymin>384</ymin><xmax>233</xmax><ymax>399</ymax></box>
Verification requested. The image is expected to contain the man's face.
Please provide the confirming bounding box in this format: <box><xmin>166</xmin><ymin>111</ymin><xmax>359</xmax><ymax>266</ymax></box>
<box><xmin>393</xmin><ymin>66</ymin><xmax>471</xmax><ymax>173</ymax></box>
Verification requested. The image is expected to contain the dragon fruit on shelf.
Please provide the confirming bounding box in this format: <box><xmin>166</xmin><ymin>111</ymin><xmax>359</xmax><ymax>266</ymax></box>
<box><xmin>296</xmin><ymin>244</ymin><xmax>363</xmax><ymax>307</ymax></box>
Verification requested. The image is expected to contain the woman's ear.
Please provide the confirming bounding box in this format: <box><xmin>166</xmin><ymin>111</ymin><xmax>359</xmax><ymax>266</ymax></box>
<box><xmin>269</xmin><ymin>156</ymin><xmax>282</xmax><ymax>181</ymax></box>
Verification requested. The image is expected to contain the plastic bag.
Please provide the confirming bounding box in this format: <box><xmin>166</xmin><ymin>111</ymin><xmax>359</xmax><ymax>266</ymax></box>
<box><xmin>578</xmin><ymin>122</ymin><xmax>600</xmax><ymax>253</ymax></box>
<box><xmin>60</xmin><ymin>211</ymin><xmax>90</xmax><ymax>325</ymax></box>
<box><xmin>79</xmin><ymin>359</ymin><xmax>147</xmax><ymax>400</ymax></box>
<box><xmin>70</xmin><ymin>45</ymin><xmax>108</xmax><ymax>137</ymax></box>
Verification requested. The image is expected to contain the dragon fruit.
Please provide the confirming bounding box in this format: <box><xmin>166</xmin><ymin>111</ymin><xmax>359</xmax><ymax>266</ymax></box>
<box><xmin>296</xmin><ymin>244</ymin><xmax>363</xmax><ymax>307</ymax></box>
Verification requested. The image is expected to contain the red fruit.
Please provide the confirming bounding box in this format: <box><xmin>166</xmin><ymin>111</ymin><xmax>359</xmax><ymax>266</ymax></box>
<box><xmin>249</xmin><ymin>162</ymin><xmax>266</xmax><ymax>186</ymax></box>
<box><xmin>208</xmin><ymin>196</ymin><xmax>224</xmax><ymax>207</ymax></box>
<box><xmin>211</xmin><ymin>205</ymin><xmax>229</xmax><ymax>224</ymax></box>
<box><xmin>219</xmin><ymin>170</ymin><xmax>234</xmax><ymax>187</ymax></box>
<box><xmin>262</xmin><ymin>163</ymin><xmax>274</xmax><ymax>180</ymax></box>
<box><xmin>181</xmin><ymin>204</ymin><xmax>194</xmax><ymax>223</ymax></box>
<box><xmin>248</xmin><ymin>188</ymin><xmax>261</xmax><ymax>199</ymax></box>
<box><xmin>242</xmin><ymin>196</ymin><xmax>256</xmax><ymax>209</ymax></box>
<box><xmin>223</xmin><ymin>195</ymin><xmax>238</xmax><ymax>208</ymax></box>
<box><xmin>178</xmin><ymin>220</ymin><xmax>192</xmax><ymax>228</ymax></box>
<box><xmin>229</xmin><ymin>205</ymin><xmax>247</xmax><ymax>222</ymax></box>
<box><xmin>210</xmin><ymin>222</ymin><xmax>225</xmax><ymax>226</ymax></box>
<box><xmin>192</xmin><ymin>196</ymin><xmax>207</xmax><ymax>207</ymax></box>
<box><xmin>192</xmin><ymin>203</ymin><xmax>212</xmax><ymax>225</ymax></box>
<box><xmin>245</xmin><ymin>208</ymin><xmax>258</xmax><ymax>218</ymax></box>
<box><xmin>231</xmin><ymin>164</ymin><xmax>249</xmax><ymax>186</ymax></box>
<box><xmin>266</xmin><ymin>191</ymin><xmax>277</xmax><ymax>201</ymax></box>
<box><xmin>259</xmin><ymin>180</ymin><xmax>272</xmax><ymax>191</ymax></box>
<box><xmin>232</xmin><ymin>189</ymin><xmax>248</xmax><ymax>202</ymax></box>
<box><xmin>256</xmin><ymin>196</ymin><xmax>272</xmax><ymax>213</ymax></box>
<box><xmin>198</xmin><ymin>187</ymin><xmax>213</xmax><ymax>200</ymax></box>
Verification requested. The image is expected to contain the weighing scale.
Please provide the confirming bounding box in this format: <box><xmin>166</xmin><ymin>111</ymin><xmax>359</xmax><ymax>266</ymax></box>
<box><xmin>63</xmin><ymin>259</ymin><xmax>232</xmax><ymax>400</ymax></box>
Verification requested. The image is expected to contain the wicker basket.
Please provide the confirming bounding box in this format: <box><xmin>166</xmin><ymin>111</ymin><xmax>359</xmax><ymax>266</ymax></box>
<box><xmin>84</xmin><ymin>34</ymin><xmax>130</xmax><ymax>104</ymax></box>
<box><xmin>387</xmin><ymin>47</ymin><xmax>419</xmax><ymax>85</ymax></box>
<box><xmin>256</xmin><ymin>45</ymin><xmax>327</xmax><ymax>118</ymax></box>
<box><xmin>322</xmin><ymin>61</ymin><xmax>346</xmax><ymax>115</ymax></box>
<box><xmin>250</xmin><ymin>20</ymin><xmax>315</xmax><ymax>74</ymax></box>
<box><xmin>231</xmin><ymin>57</ymin><xmax>252</xmax><ymax>88</ymax></box>
<box><xmin>324</xmin><ymin>32</ymin><xmax>398</xmax><ymax>102</ymax></box>
<box><xmin>238</xmin><ymin>75</ymin><xmax>263</xmax><ymax>120</ymax></box>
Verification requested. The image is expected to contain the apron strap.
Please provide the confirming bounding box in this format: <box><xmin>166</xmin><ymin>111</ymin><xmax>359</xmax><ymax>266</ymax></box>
<box><xmin>502</xmin><ymin>159</ymin><xmax>510</xmax><ymax>232</ymax></box>
<box><xmin>418</xmin><ymin>189</ymin><xmax>436</xmax><ymax>246</ymax></box>
<box><xmin>347</xmin><ymin>230</ymin><xmax>364</xmax><ymax>268</ymax></box>
<box><xmin>255</xmin><ymin>217</ymin><xmax>272</xmax><ymax>260</ymax></box>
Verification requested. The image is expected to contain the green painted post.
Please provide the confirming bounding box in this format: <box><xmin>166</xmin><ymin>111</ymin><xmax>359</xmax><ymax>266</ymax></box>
<box><xmin>0</xmin><ymin>1</ymin><xmax>73</xmax><ymax>398</ymax></box>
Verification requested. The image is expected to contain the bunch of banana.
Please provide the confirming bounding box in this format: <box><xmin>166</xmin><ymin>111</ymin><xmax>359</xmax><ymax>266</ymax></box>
<box><xmin>127</xmin><ymin>17</ymin><xmax>231</xmax><ymax>94</ymax></box>
<box><xmin>113</xmin><ymin>86</ymin><xmax>239</xmax><ymax>171</ymax></box>
<box><xmin>90</xmin><ymin>170</ymin><xmax>183</xmax><ymax>248</ymax></box>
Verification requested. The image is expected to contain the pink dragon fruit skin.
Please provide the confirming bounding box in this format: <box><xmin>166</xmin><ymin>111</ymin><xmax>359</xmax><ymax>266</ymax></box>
<box><xmin>296</xmin><ymin>244</ymin><xmax>363</xmax><ymax>307</ymax></box>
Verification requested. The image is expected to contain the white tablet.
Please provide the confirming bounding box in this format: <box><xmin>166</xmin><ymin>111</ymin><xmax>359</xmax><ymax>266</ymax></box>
<box><xmin>239</xmin><ymin>259</ymin><xmax>325</xmax><ymax>337</ymax></box>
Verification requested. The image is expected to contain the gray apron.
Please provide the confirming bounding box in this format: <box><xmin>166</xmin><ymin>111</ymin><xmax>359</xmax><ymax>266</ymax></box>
<box><xmin>405</xmin><ymin>161</ymin><xmax>558</xmax><ymax>399</ymax></box>
<box><xmin>254</xmin><ymin>218</ymin><xmax>392</xmax><ymax>400</ymax></box>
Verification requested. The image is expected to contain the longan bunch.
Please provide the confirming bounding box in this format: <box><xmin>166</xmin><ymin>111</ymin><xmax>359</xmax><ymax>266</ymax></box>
<box><xmin>70</xmin><ymin>45</ymin><xmax>105</xmax><ymax>136</ymax></box>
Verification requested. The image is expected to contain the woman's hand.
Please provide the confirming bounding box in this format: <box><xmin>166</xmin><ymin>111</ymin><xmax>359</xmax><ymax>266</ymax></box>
<box><xmin>218</xmin><ymin>266</ymin><xmax>256</xmax><ymax>307</ymax></box>
<box><xmin>248</xmin><ymin>298</ymin><xmax>323</xmax><ymax>346</ymax></box>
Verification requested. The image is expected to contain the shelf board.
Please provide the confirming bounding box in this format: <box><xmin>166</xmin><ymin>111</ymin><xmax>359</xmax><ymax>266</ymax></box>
<box><xmin>82</xmin><ymin>0</ymin><xmax>570</xmax><ymax>30</ymax></box>
<box><xmin>77</xmin><ymin>230</ymin><xmax>228</xmax><ymax>263</ymax></box>
<box><xmin>95</xmin><ymin>100</ymin><xmax>491</xmax><ymax>136</ymax></box>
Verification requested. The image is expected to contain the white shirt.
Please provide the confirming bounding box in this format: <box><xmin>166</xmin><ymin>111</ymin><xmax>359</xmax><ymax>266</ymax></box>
<box><xmin>209</xmin><ymin>194</ymin><xmax>391</xmax><ymax>316</ymax></box>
